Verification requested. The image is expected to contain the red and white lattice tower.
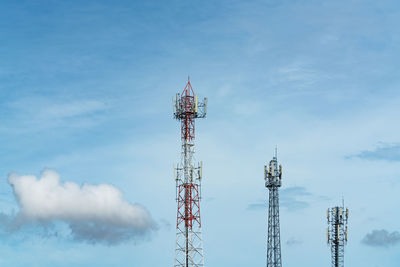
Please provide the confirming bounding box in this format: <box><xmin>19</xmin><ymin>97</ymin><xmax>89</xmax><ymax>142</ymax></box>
<box><xmin>173</xmin><ymin>77</ymin><xmax>207</xmax><ymax>267</ymax></box>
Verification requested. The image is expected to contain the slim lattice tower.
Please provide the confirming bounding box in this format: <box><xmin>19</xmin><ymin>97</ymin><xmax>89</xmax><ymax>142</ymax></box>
<box><xmin>173</xmin><ymin>78</ymin><xmax>207</xmax><ymax>267</ymax></box>
<box><xmin>264</xmin><ymin>151</ymin><xmax>283</xmax><ymax>267</ymax></box>
<box><xmin>326</xmin><ymin>203</ymin><xmax>349</xmax><ymax>267</ymax></box>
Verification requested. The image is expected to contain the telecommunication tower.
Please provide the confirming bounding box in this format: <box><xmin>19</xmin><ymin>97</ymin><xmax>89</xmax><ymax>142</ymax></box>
<box><xmin>264</xmin><ymin>151</ymin><xmax>283</xmax><ymax>267</ymax></box>
<box><xmin>173</xmin><ymin>77</ymin><xmax>207</xmax><ymax>267</ymax></box>
<box><xmin>326</xmin><ymin>202</ymin><xmax>349</xmax><ymax>267</ymax></box>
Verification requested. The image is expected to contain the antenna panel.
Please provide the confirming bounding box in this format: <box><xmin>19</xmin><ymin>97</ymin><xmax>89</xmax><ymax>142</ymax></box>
<box><xmin>195</xmin><ymin>94</ymin><xmax>198</xmax><ymax>113</ymax></box>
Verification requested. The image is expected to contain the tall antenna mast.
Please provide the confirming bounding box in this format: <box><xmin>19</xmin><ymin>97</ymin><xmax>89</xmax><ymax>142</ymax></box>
<box><xmin>264</xmin><ymin>152</ymin><xmax>283</xmax><ymax>267</ymax></box>
<box><xmin>327</xmin><ymin>202</ymin><xmax>349</xmax><ymax>267</ymax></box>
<box><xmin>173</xmin><ymin>78</ymin><xmax>207</xmax><ymax>267</ymax></box>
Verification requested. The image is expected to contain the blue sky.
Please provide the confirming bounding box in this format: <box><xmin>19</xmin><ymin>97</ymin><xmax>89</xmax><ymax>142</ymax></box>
<box><xmin>0</xmin><ymin>0</ymin><xmax>400</xmax><ymax>266</ymax></box>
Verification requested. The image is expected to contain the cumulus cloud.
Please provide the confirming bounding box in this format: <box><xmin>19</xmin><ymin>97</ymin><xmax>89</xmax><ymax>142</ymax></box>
<box><xmin>362</xmin><ymin>229</ymin><xmax>400</xmax><ymax>247</ymax></box>
<box><xmin>7</xmin><ymin>169</ymin><xmax>156</xmax><ymax>245</ymax></box>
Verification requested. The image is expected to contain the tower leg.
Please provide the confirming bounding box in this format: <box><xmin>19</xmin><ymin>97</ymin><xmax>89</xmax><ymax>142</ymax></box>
<box><xmin>267</xmin><ymin>188</ymin><xmax>282</xmax><ymax>267</ymax></box>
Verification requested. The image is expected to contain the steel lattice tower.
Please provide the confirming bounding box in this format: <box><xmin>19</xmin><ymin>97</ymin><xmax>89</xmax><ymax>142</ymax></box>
<box><xmin>326</xmin><ymin>202</ymin><xmax>349</xmax><ymax>267</ymax></box>
<box><xmin>264</xmin><ymin>151</ymin><xmax>283</xmax><ymax>267</ymax></box>
<box><xmin>173</xmin><ymin>77</ymin><xmax>207</xmax><ymax>267</ymax></box>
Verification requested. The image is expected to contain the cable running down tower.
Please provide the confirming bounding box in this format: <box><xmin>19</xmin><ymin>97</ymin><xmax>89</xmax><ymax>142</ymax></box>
<box><xmin>173</xmin><ymin>78</ymin><xmax>207</xmax><ymax>267</ymax></box>
<box><xmin>264</xmin><ymin>151</ymin><xmax>283</xmax><ymax>267</ymax></box>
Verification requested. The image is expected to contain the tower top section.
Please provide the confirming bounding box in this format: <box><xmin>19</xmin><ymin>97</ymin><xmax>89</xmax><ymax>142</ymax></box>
<box><xmin>327</xmin><ymin>203</ymin><xmax>349</xmax><ymax>245</ymax></box>
<box><xmin>264</xmin><ymin>154</ymin><xmax>282</xmax><ymax>188</ymax></box>
<box><xmin>173</xmin><ymin>77</ymin><xmax>207</xmax><ymax>142</ymax></box>
<box><xmin>173</xmin><ymin>78</ymin><xmax>207</xmax><ymax>120</ymax></box>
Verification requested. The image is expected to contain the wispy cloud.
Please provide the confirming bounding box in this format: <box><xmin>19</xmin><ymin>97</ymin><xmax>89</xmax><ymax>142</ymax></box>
<box><xmin>247</xmin><ymin>186</ymin><xmax>317</xmax><ymax>212</ymax></box>
<box><xmin>362</xmin><ymin>229</ymin><xmax>400</xmax><ymax>248</ymax></box>
<box><xmin>36</xmin><ymin>100</ymin><xmax>106</xmax><ymax>120</ymax></box>
<box><xmin>277</xmin><ymin>62</ymin><xmax>321</xmax><ymax>87</ymax></box>
<box><xmin>280</xmin><ymin>186</ymin><xmax>312</xmax><ymax>211</ymax></box>
<box><xmin>233</xmin><ymin>99</ymin><xmax>261</xmax><ymax>116</ymax></box>
<box><xmin>350</xmin><ymin>143</ymin><xmax>400</xmax><ymax>162</ymax></box>
<box><xmin>4</xmin><ymin>97</ymin><xmax>109</xmax><ymax>132</ymax></box>
<box><xmin>264</xmin><ymin>60</ymin><xmax>332</xmax><ymax>97</ymax></box>
<box><xmin>247</xmin><ymin>203</ymin><xmax>265</xmax><ymax>210</ymax></box>
<box><xmin>286</xmin><ymin>237</ymin><xmax>302</xmax><ymax>247</ymax></box>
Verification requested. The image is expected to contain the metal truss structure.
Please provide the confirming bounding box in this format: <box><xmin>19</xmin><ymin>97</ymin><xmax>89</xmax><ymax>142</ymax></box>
<box><xmin>173</xmin><ymin>77</ymin><xmax>207</xmax><ymax>267</ymax></box>
<box><xmin>264</xmin><ymin>152</ymin><xmax>283</xmax><ymax>267</ymax></box>
<box><xmin>327</xmin><ymin>202</ymin><xmax>349</xmax><ymax>267</ymax></box>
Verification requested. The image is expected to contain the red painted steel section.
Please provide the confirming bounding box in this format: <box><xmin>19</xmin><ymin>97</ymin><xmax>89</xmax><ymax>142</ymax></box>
<box><xmin>176</xmin><ymin>183</ymin><xmax>201</xmax><ymax>228</ymax></box>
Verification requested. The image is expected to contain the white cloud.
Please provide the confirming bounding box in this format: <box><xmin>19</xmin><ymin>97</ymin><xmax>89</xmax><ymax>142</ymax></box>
<box><xmin>7</xmin><ymin>169</ymin><xmax>156</xmax><ymax>244</ymax></box>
